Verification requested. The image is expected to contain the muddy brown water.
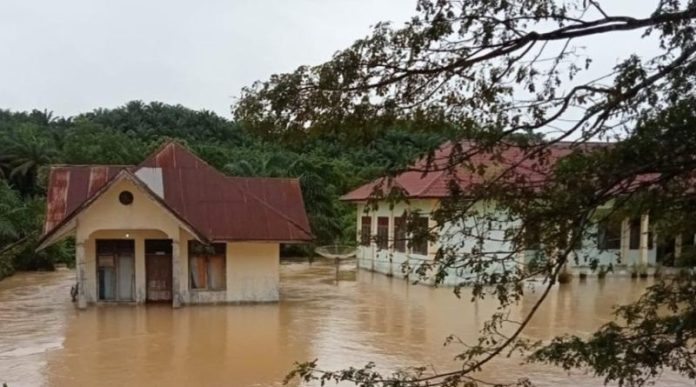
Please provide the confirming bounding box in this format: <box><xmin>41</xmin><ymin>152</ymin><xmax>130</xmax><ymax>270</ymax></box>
<box><xmin>0</xmin><ymin>261</ymin><xmax>691</xmax><ymax>387</ymax></box>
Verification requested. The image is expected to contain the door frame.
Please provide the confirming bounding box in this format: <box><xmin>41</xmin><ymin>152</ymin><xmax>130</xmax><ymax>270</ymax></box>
<box><xmin>95</xmin><ymin>239</ymin><xmax>135</xmax><ymax>302</ymax></box>
<box><xmin>145</xmin><ymin>239</ymin><xmax>173</xmax><ymax>302</ymax></box>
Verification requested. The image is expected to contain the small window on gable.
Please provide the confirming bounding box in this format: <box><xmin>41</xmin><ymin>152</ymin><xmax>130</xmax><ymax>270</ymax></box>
<box><xmin>188</xmin><ymin>241</ymin><xmax>226</xmax><ymax>290</ymax></box>
<box><xmin>360</xmin><ymin>216</ymin><xmax>372</xmax><ymax>246</ymax></box>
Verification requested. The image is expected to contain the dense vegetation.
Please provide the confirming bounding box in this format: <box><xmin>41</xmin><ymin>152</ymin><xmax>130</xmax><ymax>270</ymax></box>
<box><xmin>233</xmin><ymin>0</ymin><xmax>696</xmax><ymax>386</ymax></box>
<box><xmin>0</xmin><ymin>101</ymin><xmax>444</xmax><ymax>280</ymax></box>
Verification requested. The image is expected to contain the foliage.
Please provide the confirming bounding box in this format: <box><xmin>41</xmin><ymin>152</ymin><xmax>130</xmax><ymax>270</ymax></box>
<box><xmin>233</xmin><ymin>0</ymin><xmax>696</xmax><ymax>385</ymax></box>
<box><xmin>0</xmin><ymin>101</ymin><xmax>444</xmax><ymax>273</ymax></box>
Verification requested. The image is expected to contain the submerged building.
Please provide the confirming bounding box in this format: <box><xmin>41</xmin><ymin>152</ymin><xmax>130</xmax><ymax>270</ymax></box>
<box><xmin>341</xmin><ymin>141</ymin><xmax>691</xmax><ymax>285</ymax></box>
<box><xmin>38</xmin><ymin>141</ymin><xmax>312</xmax><ymax>308</ymax></box>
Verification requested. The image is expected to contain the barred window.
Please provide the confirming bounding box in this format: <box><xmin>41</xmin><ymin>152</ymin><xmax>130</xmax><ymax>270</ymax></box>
<box><xmin>598</xmin><ymin>221</ymin><xmax>621</xmax><ymax>250</ymax></box>
<box><xmin>394</xmin><ymin>216</ymin><xmax>407</xmax><ymax>253</ymax></box>
<box><xmin>377</xmin><ymin>217</ymin><xmax>389</xmax><ymax>250</ymax></box>
<box><xmin>360</xmin><ymin>216</ymin><xmax>372</xmax><ymax>246</ymax></box>
<box><xmin>411</xmin><ymin>216</ymin><xmax>429</xmax><ymax>256</ymax></box>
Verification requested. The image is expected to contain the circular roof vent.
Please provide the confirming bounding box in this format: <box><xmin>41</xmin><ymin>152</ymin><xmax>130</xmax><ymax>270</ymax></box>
<box><xmin>119</xmin><ymin>191</ymin><xmax>134</xmax><ymax>205</ymax></box>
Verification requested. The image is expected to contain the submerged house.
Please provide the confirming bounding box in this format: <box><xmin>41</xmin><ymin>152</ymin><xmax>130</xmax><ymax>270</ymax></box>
<box><xmin>342</xmin><ymin>141</ymin><xmax>692</xmax><ymax>285</ymax></box>
<box><xmin>38</xmin><ymin>141</ymin><xmax>312</xmax><ymax>308</ymax></box>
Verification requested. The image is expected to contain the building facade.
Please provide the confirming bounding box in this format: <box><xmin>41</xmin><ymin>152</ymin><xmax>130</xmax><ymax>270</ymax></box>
<box><xmin>38</xmin><ymin>142</ymin><xmax>312</xmax><ymax>308</ymax></box>
<box><xmin>342</xmin><ymin>142</ymin><xmax>687</xmax><ymax>285</ymax></box>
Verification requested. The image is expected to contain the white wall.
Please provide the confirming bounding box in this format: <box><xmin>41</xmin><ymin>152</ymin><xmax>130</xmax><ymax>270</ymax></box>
<box><xmin>352</xmin><ymin>198</ymin><xmax>663</xmax><ymax>286</ymax></box>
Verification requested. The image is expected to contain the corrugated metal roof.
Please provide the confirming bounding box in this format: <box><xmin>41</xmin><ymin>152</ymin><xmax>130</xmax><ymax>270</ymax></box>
<box><xmin>44</xmin><ymin>165</ymin><xmax>129</xmax><ymax>234</ymax></box>
<box><xmin>41</xmin><ymin>142</ymin><xmax>312</xmax><ymax>243</ymax></box>
<box><xmin>340</xmin><ymin>141</ymin><xmax>612</xmax><ymax>201</ymax></box>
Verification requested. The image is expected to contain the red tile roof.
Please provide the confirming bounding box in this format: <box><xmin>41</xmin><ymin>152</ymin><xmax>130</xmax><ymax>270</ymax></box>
<box><xmin>42</xmin><ymin>142</ymin><xmax>312</xmax><ymax>244</ymax></box>
<box><xmin>341</xmin><ymin>140</ymin><xmax>611</xmax><ymax>201</ymax></box>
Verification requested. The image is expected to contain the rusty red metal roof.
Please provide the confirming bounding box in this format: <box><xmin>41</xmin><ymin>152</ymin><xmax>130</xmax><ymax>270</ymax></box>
<box><xmin>42</xmin><ymin>142</ymin><xmax>312</xmax><ymax>243</ymax></box>
<box><xmin>340</xmin><ymin>141</ymin><xmax>613</xmax><ymax>201</ymax></box>
<box><xmin>44</xmin><ymin>165</ymin><xmax>130</xmax><ymax>234</ymax></box>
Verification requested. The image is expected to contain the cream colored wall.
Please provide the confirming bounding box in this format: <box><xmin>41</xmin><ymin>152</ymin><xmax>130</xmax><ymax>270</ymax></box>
<box><xmin>226</xmin><ymin>242</ymin><xmax>280</xmax><ymax>302</ymax></box>
<box><xmin>74</xmin><ymin>178</ymin><xmax>281</xmax><ymax>305</ymax></box>
<box><xmin>76</xmin><ymin>178</ymin><xmax>183</xmax><ymax>304</ymax></box>
<box><xmin>179</xmin><ymin>238</ymin><xmax>280</xmax><ymax>304</ymax></box>
<box><xmin>76</xmin><ymin>179</ymin><xmax>181</xmax><ymax>242</ymax></box>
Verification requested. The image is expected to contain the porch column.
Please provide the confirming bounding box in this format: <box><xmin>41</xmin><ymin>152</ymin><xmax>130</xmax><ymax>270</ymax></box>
<box><xmin>620</xmin><ymin>218</ymin><xmax>630</xmax><ymax>264</ymax></box>
<box><xmin>639</xmin><ymin>214</ymin><xmax>649</xmax><ymax>266</ymax></box>
<box><xmin>172</xmin><ymin>239</ymin><xmax>182</xmax><ymax>308</ymax></box>
<box><xmin>675</xmin><ymin>234</ymin><xmax>683</xmax><ymax>260</ymax></box>
<box><xmin>371</xmin><ymin>213</ymin><xmax>376</xmax><ymax>271</ymax></box>
<box><xmin>76</xmin><ymin>241</ymin><xmax>87</xmax><ymax>309</ymax></box>
<box><xmin>388</xmin><ymin>210</ymin><xmax>394</xmax><ymax>276</ymax></box>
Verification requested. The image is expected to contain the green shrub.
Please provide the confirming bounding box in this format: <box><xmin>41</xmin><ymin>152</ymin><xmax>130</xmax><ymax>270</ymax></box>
<box><xmin>676</xmin><ymin>245</ymin><xmax>696</xmax><ymax>268</ymax></box>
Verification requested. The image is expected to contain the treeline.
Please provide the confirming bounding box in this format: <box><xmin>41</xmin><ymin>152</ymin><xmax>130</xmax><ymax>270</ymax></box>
<box><xmin>0</xmin><ymin>100</ymin><xmax>445</xmax><ymax>279</ymax></box>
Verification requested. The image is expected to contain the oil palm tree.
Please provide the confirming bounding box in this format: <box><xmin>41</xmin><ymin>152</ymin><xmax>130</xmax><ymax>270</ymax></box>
<box><xmin>1</xmin><ymin>125</ymin><xmax>58</xmax><ymax>196</ymax></box>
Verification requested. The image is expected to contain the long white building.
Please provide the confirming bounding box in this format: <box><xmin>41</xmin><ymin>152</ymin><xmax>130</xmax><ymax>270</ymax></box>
<box><xmin>341</xmin><ymin>141</ymin><xmax>689</xmax><ymax>285</ymax></box>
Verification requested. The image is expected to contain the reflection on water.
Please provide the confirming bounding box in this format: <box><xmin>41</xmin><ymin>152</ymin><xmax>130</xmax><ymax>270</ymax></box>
<box><xmin>0</xmin><ymin>262</ymin><xmax>690</xmax><ymax>387</ymax></box>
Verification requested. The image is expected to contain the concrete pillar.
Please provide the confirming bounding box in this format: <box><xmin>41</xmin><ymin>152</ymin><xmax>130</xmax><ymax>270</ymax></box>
<box><xmin>388</xmin><ymin>211</ymin><xmax>394</xmax><ymax>276</ymax></box>
<box><xmin>639</xmin><ymin>214</ymin><xmax>649</xmax><ymax>266</ymax></box>
<box><xmin>172</xmin><ymin>239</ymin><xmax>182</xmax><ymax>308</ymax></box>
<box><xmin>371</xmin><ymin>213</ymin><xmax>376</xmax><ymax>271</ymax></box>
<box><xmin>620</xmin><ymin>218</ymin><xmax>630</xmax><ymax>264</ymax></box>
<box><xmin>76</xmin><ymin>241</ymin><xmax>87</xmax><ymax>309</ymax></box>
<box><xmin>135</xmin><ymin>236</ymin><xmax>146</xmax><ymax>303</ymax></box>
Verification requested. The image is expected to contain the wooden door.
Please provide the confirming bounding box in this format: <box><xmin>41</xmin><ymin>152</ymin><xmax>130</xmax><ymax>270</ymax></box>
<box><xmin>145</xmin><ymin>239</ymin><xmax>173</xmax><ymax>302</ymax></box>
<box><xmin>146</xmin><ymin>254</ymin><xmax>172</xmax><ymax>301</ymax></box>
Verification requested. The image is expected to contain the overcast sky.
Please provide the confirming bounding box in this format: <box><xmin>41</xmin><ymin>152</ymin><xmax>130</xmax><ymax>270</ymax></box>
<box><xmin>0</xmin><ymin>0</ymin><xmax>414</xmax><ymax>118</ymax></box>
<box><xmin>0</xmin><ymin>1</ymin><xmax>658</xmax><ymax>120</ymax></box>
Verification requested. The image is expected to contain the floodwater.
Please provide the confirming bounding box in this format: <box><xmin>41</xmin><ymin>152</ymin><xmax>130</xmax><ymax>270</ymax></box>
<box><xmin>0</xmin><ymin>261</ymin><xmax>690</xmax><ymax>387</ymax></box>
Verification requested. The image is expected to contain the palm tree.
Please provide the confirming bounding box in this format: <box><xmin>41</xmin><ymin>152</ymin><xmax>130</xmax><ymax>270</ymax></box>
<box><xmin>1</xmin><ymin>124</ymin><xmax>58</xmax><ymax>196</ymax></box>
<box><xmin>0</xmin><ymin>182</ymin><xmax>25</xmax><ymax>240</ymax></box>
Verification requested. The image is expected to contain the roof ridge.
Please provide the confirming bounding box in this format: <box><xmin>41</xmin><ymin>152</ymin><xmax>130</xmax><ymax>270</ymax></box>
<box><xmin>136</xmin><ymin>140</ymin><xmax>220</xmax><ymax>174</ymax></box>
<box><xmin>50</xmin><ymin>164</ymin><xmax>134</xmax><ymax>168</ymax></box>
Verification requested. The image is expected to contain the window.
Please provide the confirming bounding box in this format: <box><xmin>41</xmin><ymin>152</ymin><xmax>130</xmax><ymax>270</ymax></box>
<box><xmin>411</xmin><ymin>215</ymin><xmax>429</xmax><ymax>256</ymax></box>
<box><xmin>376</xmin><ymin>217</ymin><xmax>389</xmax><ymax>250</ymax></box>
<box><xmin>394</xmin><ymin>216</ymin><xmax>406</xmax><ymax>253</ymax></box>
<box><xmin>360</xmin><ymin>216</ymin><xmax>372</xmax><ymax>246</ymax></box>
<box><xmin>597</xmin><ymin>220</ymin><xmax>621</xmax><ymax>250</ymax></box>
<box><xmin>523</xmin><ymin>226</ymin><xmax>542</xmax><ymax>250</ymax></box>
<box><xmin>188</xmin><ymin>241</ymin><xmax>226</xmax><ymax>290</ymax></box>
<box><xmin>629</xmin><ymin>218</ymin><xmax>653</xmax><ymax>250</ymax></box>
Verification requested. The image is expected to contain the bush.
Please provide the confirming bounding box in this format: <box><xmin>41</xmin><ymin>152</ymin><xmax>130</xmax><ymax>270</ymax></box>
<box><xmin>676</xmin><ymin>245</ymin><xmax>696</xmax><ymax>267</ymax></box>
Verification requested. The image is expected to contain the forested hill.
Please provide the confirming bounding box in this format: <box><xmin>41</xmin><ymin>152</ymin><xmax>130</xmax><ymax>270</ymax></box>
<box><xmin>0</xmin><ymin>100</ymin><xmax>446</xmax><ymax>279</ymax></box>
